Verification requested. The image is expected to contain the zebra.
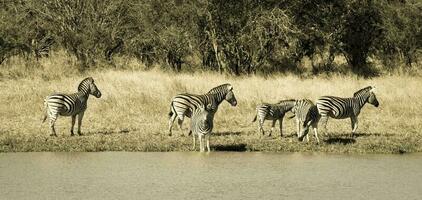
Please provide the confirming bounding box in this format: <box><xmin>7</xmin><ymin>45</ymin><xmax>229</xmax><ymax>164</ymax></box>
<box><xmin>315</xmin><ymin>86</ymin><xmax>379</xmax><ymax>136</ymax></box>
<box><xmin>168</xmin><ymin>83</ymin><xmax>237</xmax><ymax>136</ymax></box>
<box><xmin>42</xmin><ymin>77</ymin><xmax>102</xmax><ymax>136</ymax></box>
<box><xmin>290</xmin><ymin>99</ymin><xmax>321</xmax><ymax>143</ymax></box>
<box><xmin>251</xmin><ymin>99</ymin><xmax>296</xmax><ymax>137</ymax></box>
<box><xmin>191</xmin><ymin>103</ymin><xmax>216</xmax><ymax>152</ymax></box>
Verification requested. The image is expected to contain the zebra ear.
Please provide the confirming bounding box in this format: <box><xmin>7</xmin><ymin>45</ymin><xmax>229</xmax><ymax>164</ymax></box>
<box><xmin>370</xmin><ymin>86</ymin><xmax>376</xmax><ymax>93</ymax></box>
<box><xmin>227</xmin><ymin>85</ymin><xmax>233</xmax><ymax>91</ymax></box>
<box><xmin>87</xmin><ymin>77</ymin><xmax>94</xmax><ymax>83</ymax></box>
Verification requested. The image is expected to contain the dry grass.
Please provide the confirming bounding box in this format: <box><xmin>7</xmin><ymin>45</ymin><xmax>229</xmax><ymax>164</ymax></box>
<box><xmin>0</xmin><ymin>66</ymin><xmax>421</xmax><ymax>153</ymax></box>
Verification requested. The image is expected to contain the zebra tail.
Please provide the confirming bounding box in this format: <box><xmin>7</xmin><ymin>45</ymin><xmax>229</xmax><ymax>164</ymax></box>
<box><xmin>251</xmin><ymin>114</ymin><xmax>257</xmax><ymax>122</ymax></box>
<box><xmin>168</xmin><ymin>102</ymin><xmax>174</xmax><ymax>118</ymax></box>
<box><xmin>42</xmin><ymin>98</ymin><xmax>48</xmax><ymax>123</ymax></box>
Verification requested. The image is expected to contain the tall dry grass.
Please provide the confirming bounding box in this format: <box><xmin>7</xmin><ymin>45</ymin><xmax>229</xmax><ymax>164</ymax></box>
<box><xmin>0</xmin><ymin>57</ymin><xmax>421</xmax><ymax>153</ymax></box>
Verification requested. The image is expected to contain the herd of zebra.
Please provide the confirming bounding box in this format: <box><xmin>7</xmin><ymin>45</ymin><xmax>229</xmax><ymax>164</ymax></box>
<box><xmin>42</xmin><ymin>77</ymin><xmax>379</xmax><ymax>152</ymax></box>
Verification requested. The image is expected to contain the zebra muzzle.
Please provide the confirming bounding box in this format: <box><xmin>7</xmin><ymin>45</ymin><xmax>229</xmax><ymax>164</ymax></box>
<box><xmin>94</xmin><ymin>91</ymin><xmax>102</xmax><ymax>98</ymax></box>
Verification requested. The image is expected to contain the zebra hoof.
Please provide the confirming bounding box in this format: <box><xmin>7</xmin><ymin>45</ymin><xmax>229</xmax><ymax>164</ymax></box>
<box><xmin>49</xmin><ymin>134</ymin><xmax>57</xmax><ymax>137</ymax></box>
<box><xmin>78</xmin><ymin>132</ymin><xmax>83</xmax><ymax>136</ymax></box>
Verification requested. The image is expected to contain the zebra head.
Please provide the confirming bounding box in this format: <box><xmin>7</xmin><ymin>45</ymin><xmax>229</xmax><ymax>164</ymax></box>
<box><xmin>298</xmin><ymin>120</ymin><xmax>312</xmax><ymax>142</ymax></box>
<box><xmin>368</xmin><ymin>87</ymin><xmax>379</xmax><ymax>107</ymax></box>
<box><xmin>354</xmin><ymin>86</ymin><xmax>379</xmax><ymax>107</ymax></box>
<box><xmin>197</xmin><ymin>103</ymin><xmax>215</xmax><ymax>122</ymax></box>
<box><xmin>292</xmin><ymin>99</ymin><xmax>314</xmax><ymax>141</ymax></box>
<box><xmin>225</xmin><ymin>85</ymin><xmax>237</xmax><ymax>106</ymax></box>
<box><xmin>283</xmin><ymin>99</ymin><xmax>297</xmax><ymax>112</ymax></box>
<box><xmin>208</xmin><ymin>84</ymin><xmax>237</xmax><ymax>106</ymax></box>
<box><xmin>79</xmin><ymin>77</ymin><xmax>102</xmax><ymax>98</ymax></box>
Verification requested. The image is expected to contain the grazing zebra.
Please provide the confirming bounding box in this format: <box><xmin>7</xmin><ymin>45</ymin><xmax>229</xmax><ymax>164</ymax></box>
<box><xmin>191</xmin><ymin>103</ymin><xmax>215</xmax><ymax>152</ymax></box>
<box><xmin>42</xmin><ymin>77</ymin><xmax>102</xmax><ymax>136</ymax></box>
<box><xmin>315</xmin><ymin>86</ymin><xmax>379</xmax><ymax>136</ymax></box>
<box><xmin>168</xmin><ymin>84</ymin><xmax>237</xmax><ymax>136</ymax></box>
<box><xmin>291</xmin><ymin>99</ymin><xmax>321</xmax><ymax>143</ymax></box>
<box><xmin>251</xmin><ymin>99</ymin><xmax>296</xmax><ymax>137</ymax></box>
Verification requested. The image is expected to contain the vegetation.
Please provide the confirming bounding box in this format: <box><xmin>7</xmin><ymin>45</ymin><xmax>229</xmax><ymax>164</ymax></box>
<box><xmin>1</xmin><ymin>0</ymin><xmax>421</xmax><ymax>76</ymax></box>
<box><xmin>0</xmin><ymin>61</ymin><xmax>421</xmax><ymax>153</ymax></box>
<box><xmin>1</xmin><ymin>1</ymin><xmax>421</xmax><ymax>153</ymax></box>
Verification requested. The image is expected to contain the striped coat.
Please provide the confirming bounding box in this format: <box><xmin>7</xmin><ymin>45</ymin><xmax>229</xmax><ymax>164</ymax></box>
<box><xmin>168</xmin><ymin>84</ymin><xmax>237</xmax><ymax>136</ymax></box>
<box><xmin>316</xmin><ymin>86</ymin><xmax>379</xmax><ymax>135</ymax></box>
<box><xmin>252</xmin><ymin>99</ymin><xmax>296</xmax><ymax>137</ymax></box>
<box><xmin>190</xmin><ymin>104</ymin><xmax>215</xmax><ymax>152</ymax></box>
<box><xmin>291</xmin><ymin>99</ymin><xmax>321</xmax><ymax>143</ymax></box>
<box><xmin>42</xmin><ymin>77</ymin><xmax>101</xmax><ymax>136</ymax></box>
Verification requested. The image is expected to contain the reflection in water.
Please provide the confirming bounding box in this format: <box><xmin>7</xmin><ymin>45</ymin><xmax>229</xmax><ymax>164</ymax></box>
<box><xmin>1</xmin><ymin>152</ymin><xmax>422</xmax><ymax>200</ymax></box>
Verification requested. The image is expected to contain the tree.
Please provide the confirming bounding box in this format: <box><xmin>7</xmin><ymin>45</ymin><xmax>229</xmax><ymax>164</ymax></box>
<box><xmin>339</xmin><ymin>0</ymin><xmax>383</xmax><ymax>74</ymax></box>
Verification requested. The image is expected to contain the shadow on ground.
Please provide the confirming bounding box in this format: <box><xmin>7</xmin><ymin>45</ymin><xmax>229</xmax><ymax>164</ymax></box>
<box><xmin>213</xmin><ymin>131</ymin><xmax>242</xmax><ymax>136</ymax></box>
<box><xmin>213</xmin><ymin>143</ymin><xmax>247</xmax><ymax>152</ymax></box>
<box><xmin>327</xmin><ymin>132</ymin><xmax>393</xmax><ymax>138</ymax></box>
<box><xmin>324</xmin><ymin>137</ymin><xmax>356</xmax><ymax>145</ymax></box>
<box><xmin>97</xmin><ymin>128</ymin><xmax>135</xmax><ymax>135</ymax></box>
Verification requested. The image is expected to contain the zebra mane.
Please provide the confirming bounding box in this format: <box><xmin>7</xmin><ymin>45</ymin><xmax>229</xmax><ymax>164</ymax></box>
<box><xmin>78</xmin><ymin>77</ymin><xmax>94</xmax><ymax>92</ymax></box>
<box><xmin>353</xmin><ymin>86</ymin><xmax>373</xmax><ymax>97</ymax></box>
<box><xmin>277</xmin><ymin>99</ymin><xmax>296</xmax><ymax>107</ymax></box>
<box><xmin>277</xmin><ymin>99</ymin><xmax>296</xmax><ymax>104</ymax></box>
<box><xmin>207</xmin><ymin>84</ymin><xmax>232</xmax><ymax>94</ymax></box>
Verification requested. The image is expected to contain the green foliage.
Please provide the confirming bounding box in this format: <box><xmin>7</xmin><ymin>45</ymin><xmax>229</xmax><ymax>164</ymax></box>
<box><xmin>378</xmin><ymin>0</ymin><xmax>422</xmax><ymax>69</ymax></box>
<box><xmin>0</xmin><ymin>0</ymin><xmax>421</xmax><ymax>76</ymax></box>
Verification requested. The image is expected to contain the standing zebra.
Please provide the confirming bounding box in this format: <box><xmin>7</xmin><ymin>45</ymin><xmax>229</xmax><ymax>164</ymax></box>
<box><xmin>316</xmin><ymin>86</ymin><xmax>379</xmax><ymax>136</ymax></box>
<box><xmin>168</xmin><ymin>84</ymin><xmax>237</xmax><ymax>136</ymax></box>
<box><xmin>252</xmin><ymin>99</ymin><xmax>296</xmax><ymax>137</ymax></box>
<box><xmin>291</xmin><ymin>99</ymin><xmax>321</xmax><ymax>143</ymax></box>
<box><xmin>191</xmin><ymin>104</ymin><xmax>215</xmax><ymax>152</ymax></box>
<box><xmin>42</xmin><ymin>77</ymin><xmax>102</xmax><ymax>136</ymax></box>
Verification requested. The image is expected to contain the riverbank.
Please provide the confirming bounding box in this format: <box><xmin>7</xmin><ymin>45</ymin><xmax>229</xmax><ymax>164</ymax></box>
<box><xmin>1</xmin><ymin>70</ymin><xmax>421</xmax><ymax>153</ymax></box>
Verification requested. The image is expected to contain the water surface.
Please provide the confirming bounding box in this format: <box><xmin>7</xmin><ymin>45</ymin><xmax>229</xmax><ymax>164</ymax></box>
<box><xmin>1</xmin><ymin>152</ymin><xmax>421</xmax><ymax>200</ymax></box>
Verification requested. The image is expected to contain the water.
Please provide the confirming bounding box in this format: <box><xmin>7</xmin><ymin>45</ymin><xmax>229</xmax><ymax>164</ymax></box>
<box><xmin>1</xmin><ymin>152</ymin><xmax>421</xmax><ymax>200</ymax></box>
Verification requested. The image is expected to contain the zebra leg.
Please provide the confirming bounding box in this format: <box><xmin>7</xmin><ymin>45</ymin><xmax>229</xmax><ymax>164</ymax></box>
<box><xmin>296</xmin><ymin>118</ymin><xmax>300</xmax><ymax>137</ymax></box>
<box><xmin>70</xmin><ymin>115</ymin><xmax>76</xmax><ymax>136</ymax></box>
<box><xmin>49</xmin><ymin>118</ymin><xmax>57</xmax><ymax>137</ymax></box>
<box><xmin>168</xmin><ymin>113</ymin><xmax>177</xmax><ymax>136</ymax></box>
<box><xmin>269</xmin><ymin>120</ymin><xmax>276</xmax><ymax>137</ymax></box>
<box><xmin>48</xmin><ymin>111</ymin><xmax>58</xmax><ymax>137</ymax></box>
<box><xmin>177</xmin><ymin>117</ymin><xmax>185</xmax><ymax>136</ymax></box>
<box><xmin>199</xmin><ymin>134</ymin><xmax>204</xmax><ymax>152</ymax></box>
<box><xmin>279</xmin><ymin>119</ymin><xmax>283</xmax><ymax>138</ymax></box>
<box><xmin>77</xmin><ymin>112</ymin><xmax>85</xmax><ymax>136</ymax></box>
<box><xmin>313</xmin><ymin>125</ymin><xmax>320</xmax><ymax>144</ymax></box>
<box><xmin>192</xmin><ymin>131</ymin><xmax>196</xmax><ymax>151</ymax></box>
<box><xmin>351</xmin><ymin>117</ymin><xmax>358</xmax><ymax>136</ymax></box>
<box><xmin>206</xmin><ymin>134</ymin><xmax>210</xmax><ymax>152</ymax></box>
<box><xmin>320</xmin><ymin>114</ymin><xmax>329</xmax><ymax>136</ymax></box>
<box><xmin>258</xmin><ymin>119</ymin><xmax>265</xmax><ymax>136</ymax></box>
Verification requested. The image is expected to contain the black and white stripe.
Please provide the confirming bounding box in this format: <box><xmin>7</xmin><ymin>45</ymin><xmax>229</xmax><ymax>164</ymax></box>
<box><xmin>190</xmin><ymin>104</ymin><xmax>215</xmax><ymax>152</ymax></box>
<box><xmin>42</xmin><ymin>77</ymin><xmax>102</xmax><ymax>136</ymax></box>
<box><xmin>316</xmin><ymin>86</ymin><xmax>379</xmax><ymax>135</ymax></box>
<box><xmin>168</xmin><ymin>84</ymin><xmax>237</xmax><ymax>136</ymax></box>
<box><xmin>252</xmin><ymin>99</ymin><xmax>296</xmax><ymax>137</ymax></box>
<box><xmin>291</xmin><ymin>99</ymin><xmax>321</xmax><ymax>143</ymax></box>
